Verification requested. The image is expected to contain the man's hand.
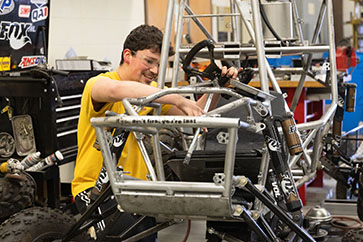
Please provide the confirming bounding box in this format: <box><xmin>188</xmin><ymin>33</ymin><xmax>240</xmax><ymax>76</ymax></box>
<box><xmin>174</xmin><ymin>95</ymin><xmax>205</xmax><ymax>116</ymax></box>
<box><xmin>220</xmin><ymin>66</ymin><xmax>239</xmax><ymax>87</ymax></box>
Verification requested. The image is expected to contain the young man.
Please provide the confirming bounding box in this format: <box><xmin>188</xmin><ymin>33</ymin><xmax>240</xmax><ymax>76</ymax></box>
<box><xmin>72</xmin><ymin>24</ymin><xmax>237</xmax><ymax>240</ymax></box>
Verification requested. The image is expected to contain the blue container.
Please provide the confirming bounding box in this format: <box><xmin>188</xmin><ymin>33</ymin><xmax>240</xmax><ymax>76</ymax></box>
<box><xmin>267</xmin><ymin>56</ymin><xmax>299</xmax><ymax>67</ymax></box>
<box><xmin>342</xmin><ymin>52</ymin><xmax>363</xmax><ymax>132</ymax></box>
<box><xmin>267</xmin><ymin>53</ymin><xmax>362</xmax><ymax>132</ymax></box>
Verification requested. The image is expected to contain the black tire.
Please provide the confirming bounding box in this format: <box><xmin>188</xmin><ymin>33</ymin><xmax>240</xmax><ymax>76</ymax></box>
<box><xmin>0</xmin><ymin>172</ymin><xmax>36</xmax><ymax>223</ymax></box>
<box><xmin>336</xmin><ymin>180</ymin><xmax>349</xmax><ymax>199</ymax></box>
<box><xmin>0</xmin><ymin>206</ymin><xmax>90</xmax><ymax>242</ymax></box>
<box><xmin>144</xmin><ymin>128</ymin><xmax>183</xmax><ymax>181</ymax></box>
<box><xmin>358</xmin><ymin>172</ymin><xmax>363</xmax><ymax>221</ymax></box>
<box><xmin>144</xmin><ymin>128</ymin><xmax>183</xmax><ymax>161</ymax></box>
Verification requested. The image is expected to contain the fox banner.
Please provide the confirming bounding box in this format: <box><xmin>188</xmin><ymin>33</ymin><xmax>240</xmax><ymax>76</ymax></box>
<box><xmin>0</xmin><ymin>0</ymin><xmax>49</xmax><ymax>71</ymax></box>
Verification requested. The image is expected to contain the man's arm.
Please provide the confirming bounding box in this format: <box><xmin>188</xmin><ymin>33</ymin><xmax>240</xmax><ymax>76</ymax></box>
<box><xmin>91</xmin><ymin>78</ymin><xmax>204</xmax><ymax>116</ymax></box>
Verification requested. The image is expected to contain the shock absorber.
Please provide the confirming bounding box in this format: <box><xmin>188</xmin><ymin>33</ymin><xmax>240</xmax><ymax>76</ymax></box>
<box><xmin>345</xmin><ymin>82</ymin><xmax>357</xmax><ymax>113</ymax></box>
<box><xmin>268</xmin><ymin>169</ymin><xmax>284</xmax><ymax>203</ymax></box>
<box><xmin>281</xmin><ymin>116</ymin><xmax>303</xmax><ymax>156</ymax></box>
<box><xmin>254</xmin><ymin>103</ymin><xmax>302</xmax><ymax>212</ymax></box>
<box><xmin>332</xmin><ymin>81</ymin><xmax>345</xmax><ymax>144</ymax></box>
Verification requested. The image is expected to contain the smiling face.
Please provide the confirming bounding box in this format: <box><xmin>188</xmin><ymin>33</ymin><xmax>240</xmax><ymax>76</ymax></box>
<box><xmin>132</xmin><ymin>49</ymin><xmax>161</xmax><ymax>85</ymax></box>
<box><xmin>123</xmin><ymin>48</ymin><xmax>160</xmax><ymax>85</ymax></box>
<box><xmin>118</xmin><ymin>25</ymin><xmax>174</xmax><ymax>85</ymax></box>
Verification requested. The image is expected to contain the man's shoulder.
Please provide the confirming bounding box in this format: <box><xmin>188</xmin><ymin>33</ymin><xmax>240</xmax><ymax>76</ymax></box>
<box><xmin>85</xmin><ymin>71</ymin><xmax>120</xmax><ymax>87</ymax></box>
<box><xmin>98</xmin><ymin>71</ymin><xmax>120</xmax><ymax>80</ymax></box>
<box><xmin>150</xmin><ymin>81</ymin><xmax>157</xmax><ymax>87</ymax></box>
<box><xmin>87</xmin><ymin>71</ymin><xmax>119</xmax><ymax>82</ymax></box>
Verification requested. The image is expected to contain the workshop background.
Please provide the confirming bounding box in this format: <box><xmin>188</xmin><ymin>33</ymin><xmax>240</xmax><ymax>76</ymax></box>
<box><xmin>49</xmin><ymin>2</ymin><xmax>363</xmax><ymax>241</ymax></box>
<box><xmin>48</xmin><ymin>0</ymin><xmax>352</xmax><ymax>69</ymax></box>
<box><xmin>1</xmin><ymin>0</ymin><xmax>363</xmax><ymax>241</ymax></box>
<box><xmin>48</xmin><ymin>0</ymin><xmax>362</xmax><ymax>134</ymax></box>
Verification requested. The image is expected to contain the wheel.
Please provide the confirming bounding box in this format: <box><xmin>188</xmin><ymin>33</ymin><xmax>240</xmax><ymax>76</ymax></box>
<box><xmin>0</xmin><ymin>206</ymin><xmax>90</xmax><ymax>242</ymax></box>
<box><xmin>144</xmin><ymin>128</ymin><xmax>183</xmax><ymax>162</ymax></box>
<box><xmin>336</xmin><ymin>180</ymin><xmax>349</xmax><ymax>199</ymax></box>
<box><xmin>0</xmin><ymin>171</ymin><xmax>36</xmax><ymax>223</ymax></box>
<box><xmin>358</xmin><ymin>172</ymin><xmax>363</xmax><ymax>221</ymax></box>
<box><xmin>143</xmin><ymin>128</ymin><xmax>183</xmax><ymax>181</ymax></box>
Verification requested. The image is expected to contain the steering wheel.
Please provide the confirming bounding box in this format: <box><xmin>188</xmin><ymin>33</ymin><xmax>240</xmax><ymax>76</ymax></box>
<box><xmin>182</xmin><ymin>39</ymin><xmax>255</xmax><ymax>87</ymax></box>
<box><xmin>182</xmin><ymin>39</ymin><xmax>230</xmax><ymax>87</ymax></box>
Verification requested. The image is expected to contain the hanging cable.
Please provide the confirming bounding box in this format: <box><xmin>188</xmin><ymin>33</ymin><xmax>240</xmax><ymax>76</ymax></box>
<box><xmin>258</xmin><ymin>0</ymin><xmax>288</xmax><ymax>46</ymax></box>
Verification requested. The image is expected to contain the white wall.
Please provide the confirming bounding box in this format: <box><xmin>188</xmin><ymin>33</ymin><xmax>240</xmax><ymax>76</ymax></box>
<box><xmin>48</xmin><ymin>0</ymin><xmax>145</xmax><ymax>71</ymax></box>
<box><xmin>48</xmin><ymin>0</ymin><xmax>145</xmax><ymax>183</ymax></box>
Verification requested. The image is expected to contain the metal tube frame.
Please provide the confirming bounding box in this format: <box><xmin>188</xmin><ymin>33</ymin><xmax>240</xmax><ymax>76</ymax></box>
<box><xmin>179</xmin><ymin>0</ymin><xmax>336</xmax><ymax>236</ymax></box>
<box><xmin>90</xmin><ymin>82</ymin><xmax>305</xmax><ymax>238</ymax></box>
<box><xmin>290</xmin><ymin>0</ymin><xmax>327</xmax><ymax>112</ymax></box>
<box><xmin>78</xmin><ymin>0</ymin><xmax>340</xmax><ymax>241</ymax></box>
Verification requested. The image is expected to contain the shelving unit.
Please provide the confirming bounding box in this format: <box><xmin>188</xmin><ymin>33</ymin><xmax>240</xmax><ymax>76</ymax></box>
<box><xmin>349</xmin><ymin>0</ymin><xmax>363</xmax><ymax>51</ymax></box>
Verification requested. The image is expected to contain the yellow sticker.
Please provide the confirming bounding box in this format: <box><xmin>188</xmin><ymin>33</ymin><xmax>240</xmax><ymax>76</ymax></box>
<box><xmin>2</xmin><ymin>57</ymin><xmax>11</xmax><ymax>71</ymax></box>
<box><xmin>0</xmin><ymin>58</ymin><xmax>2</xmax><ymax>72</ymax></box>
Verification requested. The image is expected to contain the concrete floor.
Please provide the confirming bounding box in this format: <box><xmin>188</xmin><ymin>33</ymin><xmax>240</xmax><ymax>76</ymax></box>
<box><xmin>157</xmin><ymin>174</ymin><xmax>360</xmax><ymax>242</ymax></box>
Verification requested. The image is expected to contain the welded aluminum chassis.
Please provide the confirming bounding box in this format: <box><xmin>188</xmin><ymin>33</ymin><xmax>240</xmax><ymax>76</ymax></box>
<box><xmin>162</xmin><ymin>0</ymin><xmax>338</xmax><ymax>190</ymax></box>
<box><xmin>90</xmin><ymin>0</ymin><xmax>337</xmax><ymax>240</ymax></box>
<box><xmin>91</xmin><ymin>86</ymin><xmax>316</xmax><ymax>242</ymax></box>
<box><xmin>92</xmin><ymin>88</ymin><xmax>262</xmax><ymax>218</ymax></box>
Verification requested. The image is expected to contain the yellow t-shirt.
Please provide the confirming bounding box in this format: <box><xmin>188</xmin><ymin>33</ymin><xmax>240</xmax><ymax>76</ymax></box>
<box><xmin>71</xmin><ymin>72</ymin><xmax>172</xmax><ymax>197</ymax></box>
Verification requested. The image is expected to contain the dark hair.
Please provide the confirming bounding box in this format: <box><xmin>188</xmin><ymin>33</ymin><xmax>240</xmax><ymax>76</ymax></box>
<box><xmin>120</xmin><ymin>24</ymin><xmax>174</xmax><ymax>65</ymax></box>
